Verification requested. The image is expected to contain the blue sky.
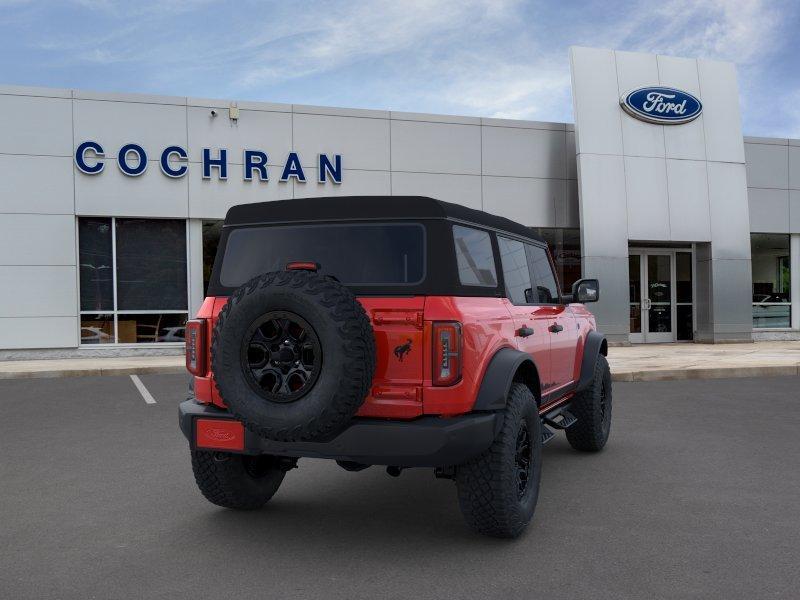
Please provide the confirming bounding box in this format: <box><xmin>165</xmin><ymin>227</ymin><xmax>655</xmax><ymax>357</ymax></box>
<box><xmin>1</xmin><ymin>0</ymin><xmax>799</xmax><ymax>137</ymax></box>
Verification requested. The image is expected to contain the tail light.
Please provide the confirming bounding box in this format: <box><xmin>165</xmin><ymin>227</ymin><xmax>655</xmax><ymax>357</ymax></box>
<box><xmin>432</xmin><ymin>321</ymin><xmax>462</xmax><ymax>386</ymax></box>
<box><xmin>185</xmin><ymin>319</ymin><xmax>207</xmax><ymax>375</ymax></box>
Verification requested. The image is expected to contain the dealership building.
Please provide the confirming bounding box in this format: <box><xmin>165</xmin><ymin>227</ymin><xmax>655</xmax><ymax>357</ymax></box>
<box><xmin>1</xmin><ymin>46</ymin><xmax>799</xmax><ymax>357</ymax></box>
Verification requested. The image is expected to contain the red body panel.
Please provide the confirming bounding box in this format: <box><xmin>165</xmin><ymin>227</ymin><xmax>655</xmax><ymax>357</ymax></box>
<box><xmin>356</xmin><ymin>297</ymin><xmax>426</xmax><ymax>418</ymax></box>
<box><xmin>195</xmin><ymin>418</ymin><xmax>245</xmax><ymax>451</ymax></box>
<box><xmin>191</xmin><ymin>294</ymin><xmax>597</xmax><ymax>418</ymax></box>
<box><xmin>422</xmin><ymin>296</ymin><xmax>517</xmax><ymax>415</ymax></box>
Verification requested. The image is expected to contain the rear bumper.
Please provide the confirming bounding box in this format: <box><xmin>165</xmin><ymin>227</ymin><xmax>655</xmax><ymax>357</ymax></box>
<box><xmin>179</xmin><ymin>400</ymin><xmax>497</xmax><ymax>468</ymax></box>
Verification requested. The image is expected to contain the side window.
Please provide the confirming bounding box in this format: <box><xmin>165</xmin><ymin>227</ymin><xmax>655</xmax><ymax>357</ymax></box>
<box><xmin>526</xmin><ymin>244</ymin><xmax>560</xmax><ymax>304</ymax></box>
<box><xmin>498</xmin><ymin>236</ymin><xmax>533</xmax><ymax>304</ymax></box>
<box><xmin>453</xmin><ymin>225</ymin><xmax>497</xmax><ymax>287</ymax></box>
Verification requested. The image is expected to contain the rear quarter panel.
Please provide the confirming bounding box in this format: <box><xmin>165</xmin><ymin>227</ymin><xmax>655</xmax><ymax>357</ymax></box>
<box><xmin>422</xmin><ymin>296</ymin><xmax>517</xmax><ymax>416</ymax></box>
<box><xmin>567</xmin><ymin>303</ymin><xmax>598</xmax><ymax>381</ymax></box>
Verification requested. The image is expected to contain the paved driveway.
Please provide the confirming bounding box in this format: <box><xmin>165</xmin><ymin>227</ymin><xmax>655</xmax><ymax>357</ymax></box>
<box><xmin>1</xmin><ymin>375</ymin><xmax>798</xmax><ymax>599</ymax></box>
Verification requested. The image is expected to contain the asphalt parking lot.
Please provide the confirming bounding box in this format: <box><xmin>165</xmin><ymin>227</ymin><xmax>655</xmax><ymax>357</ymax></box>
<box><xmin>1</xmin><ymin>375</ymin><xmax>799</xmax><ymax>599</ymax></box>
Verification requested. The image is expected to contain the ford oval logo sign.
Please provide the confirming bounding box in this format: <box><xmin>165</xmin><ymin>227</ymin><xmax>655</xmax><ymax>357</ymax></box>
<box><xmin>620</xmin><ymin>87</ymin><xmax>702</xmax><ymax>125</ymax></box>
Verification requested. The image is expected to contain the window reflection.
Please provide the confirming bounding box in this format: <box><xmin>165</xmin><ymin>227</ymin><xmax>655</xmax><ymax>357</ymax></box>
<box><xmin>78</xmin><ymin>217</ymin><xmax>189</xmax><ymax>345</ymax></box>
<box><xmin>751</xmin><ymin>234</ymin><xmax>791</xmax><ymax>328</ymax></box>
<box><xmin>203</xmin><ymin>220</ymin><xmax>223</xmax><ymax>295</ymax></box>
<box><xmin>116</xmin><ymin>219</ymin><xmax>187</xmax><ymax>311</ymax></box>
<box><xmin>453</xmin><ymin>225</ymin><xmax>497</xmax><ymax>287</ymax></box>
<box><xmin>80</xmin><ymin>314</ymin><xmax>115</xmax><ymax>344</ymax></box>
<box><xmin>79</xmin><ymin>218</ymin><xmax>114</xmax><ymax>312</ymax></box>
<box><xmin>529</xmin><ymin>228</ymin><xmax>581</xmax><ymax>293</ymax></box>
<box><xmin>498</xmin><ymin>237</ymin><xmax>532</xmax><ymax>304</ymax></box>
<box><xmin>117</xmin><ymin>314</ymin><xmax>187</xmax><ymax>344</ymax></box>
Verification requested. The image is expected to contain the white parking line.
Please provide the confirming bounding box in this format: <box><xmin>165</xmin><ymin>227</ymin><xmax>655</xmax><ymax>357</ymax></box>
<box><xmin>130</xmin><ymin>374</ymin><xmax>157</xmax><ymax>404</ymax></box>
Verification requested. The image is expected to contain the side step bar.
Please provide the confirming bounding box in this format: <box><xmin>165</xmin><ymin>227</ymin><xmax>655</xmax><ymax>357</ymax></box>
<box><xmin>540</xmin><ymin>406</ymin><xmax>577</xmax><ymax>445</ymax></box>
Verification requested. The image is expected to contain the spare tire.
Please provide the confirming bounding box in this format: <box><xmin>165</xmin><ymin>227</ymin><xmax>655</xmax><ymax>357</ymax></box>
<box><xmin>211</xmin><ymin>270</ymin><xmax>376</xmax><ymax>442</ymax></box>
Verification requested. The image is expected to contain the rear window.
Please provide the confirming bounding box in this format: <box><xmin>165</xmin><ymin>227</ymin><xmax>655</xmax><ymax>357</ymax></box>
<box><xmin>218</xmin><ymin>222</ymin><xmax>425</xmax><ymax>288</ymax></box>
<box><xmin>526</xmin><ymin>244</ymin><xmax>559</xmax><ymax>303</ymax></box>
<box><xmin>453</xmin><ymin>225</ymin><xmax>497</xmax><ymax>287</ymax></box>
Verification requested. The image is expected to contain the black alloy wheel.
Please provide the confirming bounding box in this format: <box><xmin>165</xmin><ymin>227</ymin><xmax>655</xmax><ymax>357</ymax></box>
<box><xmin>242</xmin><ymin>311</ymin><xmax>322</xmax><ymax>403</ymax></box>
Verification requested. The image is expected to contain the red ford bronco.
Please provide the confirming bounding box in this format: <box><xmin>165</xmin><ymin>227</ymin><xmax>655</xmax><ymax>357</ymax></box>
<box><xmin>179</xmin><ymin>196</ymin><xmax>611</xmax><ymax>538</ymax></box>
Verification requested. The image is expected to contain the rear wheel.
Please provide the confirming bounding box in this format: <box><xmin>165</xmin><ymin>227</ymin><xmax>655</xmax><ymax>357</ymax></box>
<box><xmin>190</xmin><ymin>450</ymin><xmax>286</xmax><ymax>510</ymax></box>
<box><xmin>455</xmin><ymin>383</ymin><xmax>542</xmax><ymax>538</ymax></box>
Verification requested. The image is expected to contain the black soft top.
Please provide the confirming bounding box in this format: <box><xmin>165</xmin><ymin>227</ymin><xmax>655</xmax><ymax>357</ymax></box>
<box><xmin>224</xmin><ymin>196</ymin><xmax>543</xmax><ymax>243</ymax></box>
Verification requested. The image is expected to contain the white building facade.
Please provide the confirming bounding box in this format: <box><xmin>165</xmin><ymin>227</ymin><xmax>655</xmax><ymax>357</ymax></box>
<box><xmin>1</xmin><ymin>47</ymin><xmax>799</xmax><ymax>357</ymax></box>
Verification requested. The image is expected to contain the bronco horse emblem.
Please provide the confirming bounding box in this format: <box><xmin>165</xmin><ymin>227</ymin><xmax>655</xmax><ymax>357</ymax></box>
<box><xmin>394</xmin><ymin>339</ymin><xmax>412</xmax><ymax>362</ymax></box>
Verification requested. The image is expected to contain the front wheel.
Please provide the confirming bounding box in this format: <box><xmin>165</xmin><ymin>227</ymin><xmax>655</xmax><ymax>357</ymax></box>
<box><xmin>455</xmin><ymin>383</ymin><xmax>542</xmax><ymax>538</ymax></box>
<box><xmin>565</xmin><ymin>354</ymin><xmax>612</xmax><ymax>452</ymax></box>
<box><xmin>190</xmin><ymin>450</ymin><xmax>286</xmax><ymax>510</ymax></box>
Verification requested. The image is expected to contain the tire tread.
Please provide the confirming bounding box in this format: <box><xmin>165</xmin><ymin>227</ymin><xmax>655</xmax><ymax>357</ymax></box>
<box><xmin>190</xmin><ymin>450</ymin><xmax>285</xmax><ymax>510</ymax></box>
<box><xmin>455</xmin><ymin>383</ymin><xmax>541</xmax><ymax>538</ymax></box>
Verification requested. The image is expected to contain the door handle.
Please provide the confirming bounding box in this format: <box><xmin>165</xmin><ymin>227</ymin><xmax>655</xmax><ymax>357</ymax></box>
<box><xmin>548</xmin><ymin>323</ymin><xmax>564</xmax><ymax>333</ymax></box>
<box><xmin>516</xmin><ymin>326</ymin><xmax>534</xmax><ymax>338</ymax></box>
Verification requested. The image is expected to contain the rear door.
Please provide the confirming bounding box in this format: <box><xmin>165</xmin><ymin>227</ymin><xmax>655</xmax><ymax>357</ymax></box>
<box><xmin>526</xmin><ymin>243</ymin><xmax>578</xmax><ymax>395</ymax></box>
<box><xmin>496</xmin><ymin>236</ymin><xmax>551</xmax><ymax>392</ymax></box>
<box><xmin>357</xmin><ymin>297</ymin><xmax>426</xmax><ymax>419</ymax></box>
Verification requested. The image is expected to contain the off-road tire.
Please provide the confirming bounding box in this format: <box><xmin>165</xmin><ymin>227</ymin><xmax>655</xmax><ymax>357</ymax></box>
<box><xmin>191</xmin><ymin>450</ymin><xmax>286</xmax><ymax>510</ymax></box>
<box><xmin>212</xmin><ymin>270</ymin><xmax>376</xmax><ymax>442</ymax></box>
<box><xmin>455</xmin><ymin>383</ymin><xmax>542</xmax><ymax>538</ymax></box>
<box><xmin>566</xmin><ymin>353</ymin><xmax>612</xmax><ymax>452</ymax></box>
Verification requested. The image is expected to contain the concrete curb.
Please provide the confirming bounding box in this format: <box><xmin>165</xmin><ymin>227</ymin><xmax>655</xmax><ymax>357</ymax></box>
<box><xmin>611</xmin><ymin>365</ymin><xmax>800</xmax><ymax>382</ymax></box>
<box><xmin>0</xmin><ymin>365</ymin><xmax>185</xmax><ymax>380</ymax></box>
<box><xmin>1</xmin><ymin>364</ymin><xmax>798</xmax><ymax>382</ymax></box>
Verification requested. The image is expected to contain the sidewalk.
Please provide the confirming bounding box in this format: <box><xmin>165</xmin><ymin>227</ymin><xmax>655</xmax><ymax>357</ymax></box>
<box><xmin>607</xmin><ymin>340</ymin><xmax>800</xmax><ymax>381</ymax></box>
<box><xmin>1</xmin><ymin>341</ymin><xmax>800</xmax><ymax>382</ymax></box>
<box><xmin>0</xmin><ymin>355</ymin><xmax>184</xmax><ymax>380</ymax></box>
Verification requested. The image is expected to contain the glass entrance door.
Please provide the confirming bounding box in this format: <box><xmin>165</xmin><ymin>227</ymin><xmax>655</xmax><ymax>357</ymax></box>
<box><xmin>645</xmin><ymin>253</ymin><xmax>673</xmax><ymax>342</ymax></box>
<box><xmin>629</xmin><ymin>249</ymin><xmax>694</xmax><ymax>343</ymax></box>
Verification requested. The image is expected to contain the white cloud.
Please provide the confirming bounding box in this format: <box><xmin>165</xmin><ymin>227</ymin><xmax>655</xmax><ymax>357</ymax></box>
<box><xmin>781</xmin><ymin>88</ymin><xmax>800</xmax><ymax>138</ymax></box>
<box><xmin>235</xmin><ymin>0</ymin><xmax>524</xmax><ymax>88</ymax></box>
<box><xmin>446</xmin><ymin>0</ymin><xmax>786</xmax><ymax>123</ymax></box>
<box><xmin>614</xmin><ymin>0</ymin><xmax>781</xmax><ymax>64</ymax></box>
<box><xmin>425</xmin><ymin>61</ymin><xmax>572</xmax><ymax>121</ymax></box>
<box><xmin>8</xmin><ymin>0</ymin><xmax>796</xmax><ymax>134</ymax></box>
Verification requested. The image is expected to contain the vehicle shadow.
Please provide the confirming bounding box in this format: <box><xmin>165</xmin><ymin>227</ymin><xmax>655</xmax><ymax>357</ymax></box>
<box><xmin>175</xmin><ymin>443</ymin><xmax>574</xmax><ymax>550</ymax></box>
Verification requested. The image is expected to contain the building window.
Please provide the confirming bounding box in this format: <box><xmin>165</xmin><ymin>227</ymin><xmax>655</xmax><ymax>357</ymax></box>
<box><xmin>675</xmin><ymin>251</ymin><xmax>693</xmax><ymax>341</ymax></box>
<box><xmin>751</xmin><ymin>233</ymin><xmax>791</xmax><ymax>328</ymax></box>
<box><xmin>79</xmin><ymin>217</ymin><xmax>188</xmax><ymax>344</ymax></box>
<box><xmin>529</xmin><ymin>228</ymin><xmax>581</xmax><ymax>294</ymax></box>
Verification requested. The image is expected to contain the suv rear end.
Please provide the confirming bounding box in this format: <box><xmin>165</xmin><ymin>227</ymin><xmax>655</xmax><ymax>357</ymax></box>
<box><xmin>182</xmin><ymin>201</ymin><xmax>504</xmax><ymax>457</ymax></box>
<box><xmin>179</xmin><ymin>196</ymin><xmax>610</xmax><ymax>538</ymax></box>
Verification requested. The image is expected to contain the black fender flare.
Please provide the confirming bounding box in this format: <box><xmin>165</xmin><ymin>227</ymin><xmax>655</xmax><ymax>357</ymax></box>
<box><xmin>473</xmin><ymin>347</ymin><xmax>541</xmax><ymax>411</ymax></box>
<box><xmin>576</xmin><ymin>330</ymin><xmax>608</xmax><ymax>392</ymax></box>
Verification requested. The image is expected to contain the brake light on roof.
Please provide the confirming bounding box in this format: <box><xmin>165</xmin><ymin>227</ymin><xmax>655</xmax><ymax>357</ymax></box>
<box><xmin>185</xmin><ymin>319</ymin><xmax>207</xmax><ymax>376</ymax></box>
<box><xmin>286</xmin><ymin>261</ymin><xmax>319</xmax><ymax>271</ymax></box>
<box><xmin>432</xmin><ymin>321</ymin><xmax>462</xmax><ymax>386</ymax></box>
